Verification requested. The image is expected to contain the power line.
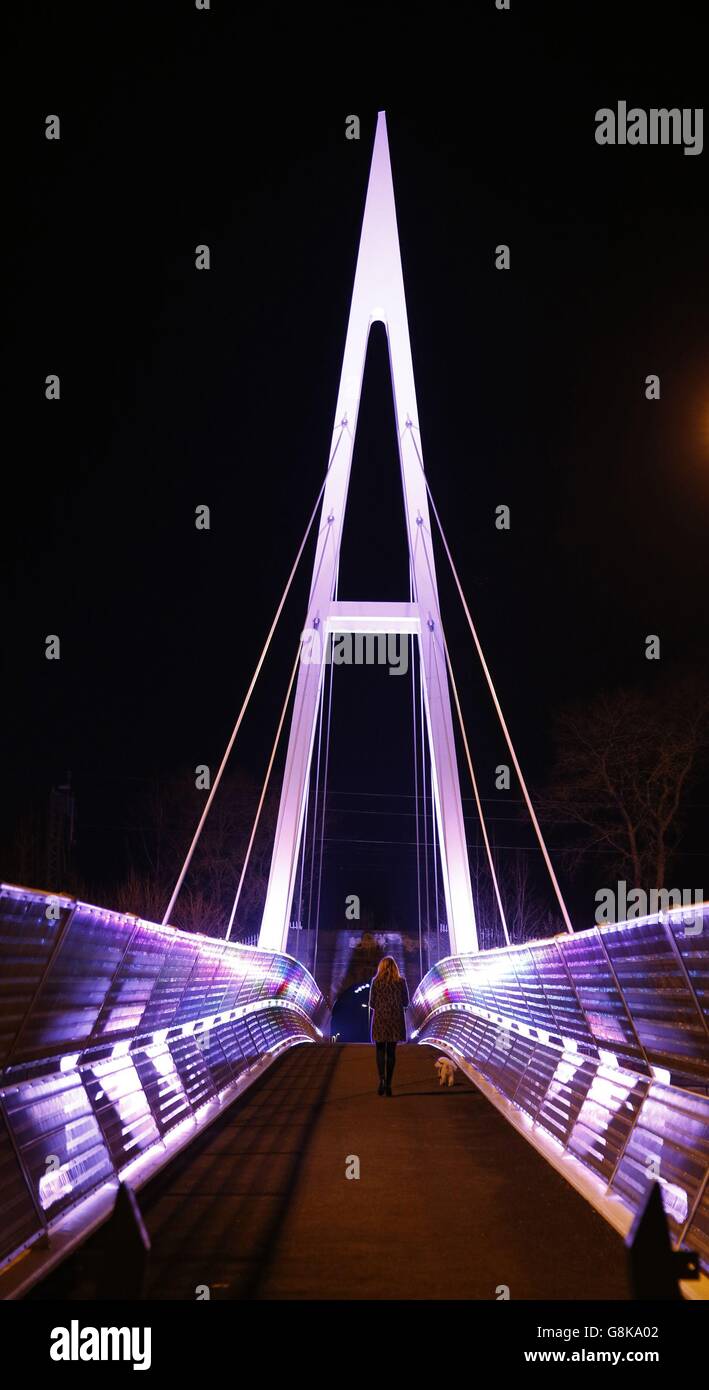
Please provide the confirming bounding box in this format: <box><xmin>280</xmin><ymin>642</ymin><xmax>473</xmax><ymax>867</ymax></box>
<box><xmin>319</xmin><ymin>834</ymin><xmax>709</xmax><ymax>859</ymax></box>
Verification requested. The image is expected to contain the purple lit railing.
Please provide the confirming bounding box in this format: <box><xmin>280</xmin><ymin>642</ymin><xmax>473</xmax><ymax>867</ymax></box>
<box><xmin>411</xmin><ymin>905</ymin><xmax>709</xmax><ymax>1275</ymax></box>
<box><xmin>0</xmin><ymin>883</ymin><xmax>325</xmax><ymax>1277</ymax></box>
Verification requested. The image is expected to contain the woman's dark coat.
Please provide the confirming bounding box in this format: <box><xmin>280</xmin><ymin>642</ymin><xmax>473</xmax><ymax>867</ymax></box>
<box><xmin>369</xmin><ymin>974</ymin><xmax>409</xmax><ymax>1042</ymax></box>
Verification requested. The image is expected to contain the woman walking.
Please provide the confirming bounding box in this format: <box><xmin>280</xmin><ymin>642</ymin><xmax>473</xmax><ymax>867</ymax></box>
<box><xmin>368</xmin><ymin>956</ymin><xmax>409</xmax><ymax>1096</ymax></box>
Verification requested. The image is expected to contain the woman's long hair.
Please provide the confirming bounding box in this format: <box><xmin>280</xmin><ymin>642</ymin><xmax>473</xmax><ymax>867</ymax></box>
<box><xmin>374</xmin><ymin>955</ymin><xmax>402</xmax><ymax>984</ymax></box>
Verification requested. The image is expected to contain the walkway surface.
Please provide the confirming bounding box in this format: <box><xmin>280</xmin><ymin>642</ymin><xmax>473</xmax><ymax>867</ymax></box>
<box><xmin>140</xmin><ymin>1042</ymin><xmax>628</xmax><ymax>1300</ymax></box>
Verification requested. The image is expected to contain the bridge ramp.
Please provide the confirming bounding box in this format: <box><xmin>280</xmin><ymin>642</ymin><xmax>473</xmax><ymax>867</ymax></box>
<box><xmin>139</xmin><ymin>1042</ymin><xmax>627</xmax><ymax>1299</ymax></box>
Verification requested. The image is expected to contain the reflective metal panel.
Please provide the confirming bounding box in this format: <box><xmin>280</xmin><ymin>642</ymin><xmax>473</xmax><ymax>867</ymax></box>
<box><xmin>0</xmin><ymin>1104</ymin><xmax>39</xmax><ymax>1264</ymax></box>
<box><xmin>0</xmin><ymin>884</ymin><xmax>324</xmax><ymax>1273</ymax></box>
<box><xmin>413</xmin><ymin>903</ymin><xmax>709</xmax><ymax>1274</ymax></box>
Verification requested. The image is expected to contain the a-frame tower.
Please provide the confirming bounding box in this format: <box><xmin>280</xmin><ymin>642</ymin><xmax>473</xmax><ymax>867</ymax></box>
<box><xmin>258</xmin><ymin>112</ymin><xmax>478</xmax><ymax>957</ymax></box>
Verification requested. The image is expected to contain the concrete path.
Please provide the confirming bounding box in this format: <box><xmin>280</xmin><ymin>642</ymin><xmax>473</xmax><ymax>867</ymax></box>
<box><xmin>141</xmin><ymin>1042</ymin><xmax>628</xmax><ymax>1300</ymax></box>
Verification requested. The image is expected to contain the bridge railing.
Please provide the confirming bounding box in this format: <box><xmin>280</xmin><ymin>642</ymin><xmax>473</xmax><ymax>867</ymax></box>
<box><xmin>0</xmin><ymin>883</ymin><xmax>325</xmax><ymax>1279</ymax></box>
<box><xmin>411</xmin><ymin>905</ymin><xmax>709</xmax><ymax>1278</ymax></box>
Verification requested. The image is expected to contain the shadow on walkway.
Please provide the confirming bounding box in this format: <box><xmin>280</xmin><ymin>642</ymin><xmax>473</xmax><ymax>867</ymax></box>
<box><xmin>140</xmin><ymin>1042</ymin><xmax>628</xmax><ymax>1300</ymax></box>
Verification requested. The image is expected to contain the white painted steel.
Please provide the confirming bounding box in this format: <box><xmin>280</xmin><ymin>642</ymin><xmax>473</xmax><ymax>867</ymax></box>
<box><xmin>258</xmin><ymin>112</ymin><xmax>477</xmax><ymax>954</ymax></box>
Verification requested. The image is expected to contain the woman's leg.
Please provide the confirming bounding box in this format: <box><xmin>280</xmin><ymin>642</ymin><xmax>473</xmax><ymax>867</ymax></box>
<box><xmin>385</xmin><ymin>1042</ymin><xmax>397</xmax><ymax>1086</ymax></box>
<box><xmin>375</xmin><ymin>1042</ymin><xmax>386</xmax><ymax>1080</ymax></box>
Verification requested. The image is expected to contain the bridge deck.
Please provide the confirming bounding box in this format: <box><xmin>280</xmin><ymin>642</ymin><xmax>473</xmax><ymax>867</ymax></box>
<box><xmin>136</xmin><ymin>1042</ymin><xmax>627</xmax><ymax>1300</ymax></box>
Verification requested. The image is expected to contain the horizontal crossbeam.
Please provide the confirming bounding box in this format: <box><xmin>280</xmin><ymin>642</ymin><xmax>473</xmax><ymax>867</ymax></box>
<box><xmin>325</xmin><ymin>600</ymin><xmax>420</xmax><ymax>635</ymax></box>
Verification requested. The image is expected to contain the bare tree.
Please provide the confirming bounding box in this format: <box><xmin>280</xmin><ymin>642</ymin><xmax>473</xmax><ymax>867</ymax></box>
<box><xmin>1</xmin><ymin>804</ymin><xmax>47</xmax><ymax>891</ymax></box>
<box><xmin>1</xmin><ymin>798</ymin><xmax>89</xmax><ymax>901</ymax></box>
<box><xmin>472</xmin><ymin>849</ymin><xmax>562</xmax><ymax>949</ymax></box>
<box><xmin>498</xmin><ymin>850</ymin><xmax>564</xmax><ymax>943</ymax></box>
<box><xmin>111</xmin><ymin>767</ymin><xmax>285</xmax><ymax>938</ymax></box>
<box><xmin>541</xmin><ymin>667</ymin><xmax>709</xmax><ymax>891</ymax></box>
<box><xmin>110</xmin><ymin>864</ymin><xmax>168</xmax><ymax>926</ymax></box>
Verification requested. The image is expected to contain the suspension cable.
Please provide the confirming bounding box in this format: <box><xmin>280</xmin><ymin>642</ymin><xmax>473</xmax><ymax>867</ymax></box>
<box><xmin>430</xmin><ymin>780</ymin><xmax>439</xmax><ymax>973</ymax></box>
<box><xmin>161</xmin><ymin>443</ymin><xmax>342</xmax><ymax>927</ymax></box>
<box><xmin>293</xmin><ymin>758</ymin><xmax>311</xmax><ymax>959</ymax></box>
<box><xmin>419</xmin><ymin>648</ymin><xmax>431</xmax><ymax>969</ymax></box>
<box><xmin>415</xmin><ymin>522</ymin><xmax>508</xmax><ymax>948</ymax></box>
<box><xmin>412</xmin><ymin>449</ymin><xmax>573</xmax><ymax>936</ymax></box>
<box><xmin>306</xmin><ymin>651</ymin><xmax>327</xmax><ymax>943</ymax></box>
<box><xmin>225</xmin><ymin>642</ymin><xmax>302</xmax><ymax>941</ymax></box>
<box><xmin>313</xmin><ymin>635</ymin><xmax>334</xmax><ymax>978</ymax></box>
<box><xmin>440</xmin><ymin>626</ymin><xmax>511</xmax><ymax>947</ymax></box>
<box><xmin>410</xmin><ymin>587</ymin><xmax>423</xmax><ymax>978</ymax></box>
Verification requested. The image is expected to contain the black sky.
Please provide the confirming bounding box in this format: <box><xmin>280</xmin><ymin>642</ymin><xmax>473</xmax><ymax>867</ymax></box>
<box><xmin>4</xmin><ymin>1</ymin><xmax>709</xmax><ymax>933</ymax></box>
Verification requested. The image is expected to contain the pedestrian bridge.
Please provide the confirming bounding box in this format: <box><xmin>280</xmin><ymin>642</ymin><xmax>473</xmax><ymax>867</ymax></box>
<box><xmin>5</xmin><ymin>111</ymin><xmax>707</xmax><ymax>1306</ymax></box>
<box><xmin>1</xmin><ymin>882</ymin><xmax>707</xmax><ymax>1299</ymax></box>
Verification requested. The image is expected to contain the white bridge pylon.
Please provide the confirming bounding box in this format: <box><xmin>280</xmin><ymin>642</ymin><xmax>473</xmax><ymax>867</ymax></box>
<box><xmin>258</xmin><ymin>111</ymin><xmax>478</xmax><ymax>956</ymax></box>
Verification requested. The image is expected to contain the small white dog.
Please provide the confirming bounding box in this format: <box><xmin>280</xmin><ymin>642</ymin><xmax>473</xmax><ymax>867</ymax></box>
<box><xmin>434</xmin><ymin>1055</ymin><xmax>457</xmax><ymax>1087</ymax></box>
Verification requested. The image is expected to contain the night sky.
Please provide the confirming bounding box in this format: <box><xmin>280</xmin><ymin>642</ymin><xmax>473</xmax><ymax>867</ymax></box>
<box><xmin>4</xmin><ymin>2</ymin><xmax>709</xmax><ymax>937</ymax></box>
